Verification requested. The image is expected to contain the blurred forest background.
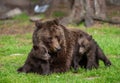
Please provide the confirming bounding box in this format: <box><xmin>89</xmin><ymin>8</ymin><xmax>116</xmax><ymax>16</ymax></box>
<box><xmin>0</xmin><ymin>0</ymin><xmax>120</xmax><ymax>15</ymax></box>
<box><xmin>0</xmin><ymin>0</ymin><xmax>120</xmax><ymax>34</ymax></box>
<box><xmin>0</xmin><ymin>0</ymin><xmax>120</xmax><ymax>25</ymax></box>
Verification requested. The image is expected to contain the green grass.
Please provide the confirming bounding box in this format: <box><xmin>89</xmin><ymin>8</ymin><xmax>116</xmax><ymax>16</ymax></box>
<box><xmin>0</xmin><ymin>23</ymin><xmax>120</xmax><ymax>83</ymax></box>
<box><xmin>0</xmin><ymin>34</ymin><xmax>32</xmax><ymax>56</ymax></box>
<box><xmin>13</xmin><ymin>13</ymin><xmax>29</xmax><ymax>21</ymax></box>
<box><xmin>52</xmin><ymin>11</ymin><xmax>66</xmax><ymax>18</ymax></box>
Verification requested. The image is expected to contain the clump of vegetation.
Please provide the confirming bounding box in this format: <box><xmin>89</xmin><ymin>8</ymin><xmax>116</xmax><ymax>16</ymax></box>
<box><xmin>52</xmin><ymin>11</ymin><xmax>66</xmax><ymax>18</ymax></box>
<box><xmin>13</xmin><ymin>13</ymin><xmax>29</xmax><ymax>21</ymax></box>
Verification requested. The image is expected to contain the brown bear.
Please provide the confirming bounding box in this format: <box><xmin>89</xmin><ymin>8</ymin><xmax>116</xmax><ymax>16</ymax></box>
<box><xmin>72</xmin><ymin>35</ymin><xmax>111</xmax><ymax>71</ymax></box>
<box><xmin>33</xmin><ymin>19</ymin><xmax>111</xmax><ymax>73</ymax></box>
<box><xmin>33</xmin><ymin>20</ymin><xmax>71</xmax><ymax>73</ymax></box>
<box><xmin>33</xmin><ymin>19</ymin><xmax>85</xmax><ymax>73</ymax></box>
<box><xmin>17</xmin><ymin>45</ymin><xmax>51</xmax><ymax>75</ymax></box>
<box><xmin>71</xmin><ymin>35</ymin><xmax>91</xmax><ymax>71</ymax></box>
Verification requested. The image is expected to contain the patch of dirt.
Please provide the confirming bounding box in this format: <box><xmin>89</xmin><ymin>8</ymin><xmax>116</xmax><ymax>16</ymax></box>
<box><xmin>85</xmin><ymin>76</ymin><xmax>100</xmax><ymax>80</ymax></box>
<box><xmin>0</xmin><ymin>20</ymin><xmax>35</xmax><ymax>35</ymax></box>
<box><xmin>109</xmin><ymin>55</ymin><xmax>120</xmax><ymax>58</ymax></box>
<box><xmin>0</xmin><ymin>44</ymin><xmax>4</xmax><ymax>47</ymax></box>
<box><xmin>10</xmin><ymin>53</ymin><xmax>24</xmax><ymax>56</ymax></box>
<box><xmin>0</xmin><ymin>63</ymin><xmax>4</xmax><ymax>68</ymax></box>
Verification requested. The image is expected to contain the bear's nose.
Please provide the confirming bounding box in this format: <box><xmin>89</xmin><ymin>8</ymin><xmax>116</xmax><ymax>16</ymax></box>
<box><xmin>56</xmin><ymin>47</ymin><xmax>61</xmax><ymax>51</ymax></box>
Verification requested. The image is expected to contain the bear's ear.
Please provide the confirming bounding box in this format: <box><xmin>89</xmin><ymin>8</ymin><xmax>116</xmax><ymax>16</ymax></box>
<box><xmin>33</xmin><ymin>45</ymin><xmax>39</xmax><ymax>50</ymax></box>
<box><xmin>35</xmin><ymin>21</ymin><xmax>42</xmax><ymax>28</ymax></box>
<box><xmin>53</xmin><ymin>18</ymin><xmax>59</xmax><ymax>25</ymax></box>
<box><xmin>88</xmin><ymin>35</ymin><xmax>92</xmax><ymax>41</ymax></box>
<box><xmin>79</xmin><ymin>34</ymin><xmax>83</xmax><ymax>38</ymax></box>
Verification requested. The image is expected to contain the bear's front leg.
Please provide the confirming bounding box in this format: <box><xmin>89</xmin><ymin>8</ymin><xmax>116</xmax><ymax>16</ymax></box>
<box><xmin>97</xmin><ymin>47</ymin><xmax>111</xmax><ymax>66</ymax></box>
<box><xmin>17</xmin><ymin>64</ymin><xmax>31</xmax><ymax>73</ymax></box>
<box><xmin>73</xmin><ymin>57</ymin><xmax>80</xmax><ymax>72</ymax></box>
<box><xmin>86</xmin><ymin>51</ymin><xmax>98</xmax><ymax>70</ymax></box>
<box><xmin>40</xmin><ymin>62</ymin><xmax>50</xmax><ymax>75</ymax></box>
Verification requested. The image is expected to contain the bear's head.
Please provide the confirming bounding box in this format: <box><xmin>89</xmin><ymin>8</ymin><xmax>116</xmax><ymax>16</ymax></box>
<box><xmin>32</xmin><ymin>45</ymin><xmax>50</xmax><ymax>60</ymax></box>
<box><xmin>33</xmin><ymin>19</ymin><xmax>66</xmax><ymax>53</ymax></box>
<box><xmin>78</xmin><ymin>35</ymin><xmax>92</xmax><ymax>54</ymax></box>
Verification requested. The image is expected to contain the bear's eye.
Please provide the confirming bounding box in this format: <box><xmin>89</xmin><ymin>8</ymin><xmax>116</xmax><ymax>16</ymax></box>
<box><xmin>55</xmin><ymin>36</ymin><xmax>61</xmax><ymax>41</ymax></box>
<box><xmin>44</xmin><ymin>37</ymin><xmax>52</xmax><ymax>43</ymax></box>
<box><xmin>81</xmin><ymin>45</ymin><xmax>85</xmax><ymax>48</ymax></box>
<box><xmin>48</xmin><ymin>37</ymin><xmax>52</xmax><ymax>40</ymax></box>
<box><xmin>55</xmin><ymin>36</ymin><xmax>58</xmax><ymax>38</ymax></box>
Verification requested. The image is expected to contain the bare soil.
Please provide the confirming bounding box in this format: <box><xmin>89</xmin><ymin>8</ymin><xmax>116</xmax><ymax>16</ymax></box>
<box><xmin>0</xmin><ymin>20</ymin><xmax>35</xmax><ymax>35</ymax></box>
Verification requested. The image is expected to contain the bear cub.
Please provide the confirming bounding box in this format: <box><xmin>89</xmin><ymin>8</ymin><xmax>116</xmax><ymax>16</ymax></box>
<box><xmin>17</xmin><ymin>45</ymin><xmax>51</xmax><ymax>75</ymax></box>
<box><xmin>73</xmin><ymin>35</ymin><xmax>111</xmax><ymax>71</ymax></box>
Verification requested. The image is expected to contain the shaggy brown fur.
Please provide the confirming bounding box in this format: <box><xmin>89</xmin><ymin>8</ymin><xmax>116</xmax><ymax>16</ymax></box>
<box><xmin>33</xmin><ymin>19</ymin><xmax>74</xmax><ymax>73</ymax></box>
<box><xmin>72</xmin><ymin>35</ymin><xmax>111</xmax><ymax>71</ymax></box>
<box><xmin>17</xmin><ymin>45</ymin><xmax>51</xmax><ymax>75</ymax></box>
<box><xmin>32</xmin><ymin>19</ymin><xmax>111</xmax><ymax>73</ymax></box>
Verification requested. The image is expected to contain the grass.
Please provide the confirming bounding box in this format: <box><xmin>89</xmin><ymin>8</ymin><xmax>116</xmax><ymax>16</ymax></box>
<box><xmin>52</xmin><ymin>11</ymin><xmax>66</xmax><ymax>18</ymax></box>
<box><xmin>0</xmin><ymin>20</ymin><xmax>120</xmax><ymax>83</ymax></box>
<box><xmin>0</xmin><ymin>34</ymin><xmax>32</xmax><ymax>56</ymax></box>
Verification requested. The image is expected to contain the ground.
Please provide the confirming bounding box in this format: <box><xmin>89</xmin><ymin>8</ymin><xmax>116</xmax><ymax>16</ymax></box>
<box><xmin>0</xmin><ymin>14</ymin><xmax>120</xmax><ymax>83</ymax></box>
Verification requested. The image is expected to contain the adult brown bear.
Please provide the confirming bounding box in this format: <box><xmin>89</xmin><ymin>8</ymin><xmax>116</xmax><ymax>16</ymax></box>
<box><xmin>33</xmin><ymin>19</ymin><xmax>75</xmax><ymax>73</ymax></box>
<box><xmin>33</xmin><ymin>19</ymin><xmax>111</xmax><ymax>73</ymax></box>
